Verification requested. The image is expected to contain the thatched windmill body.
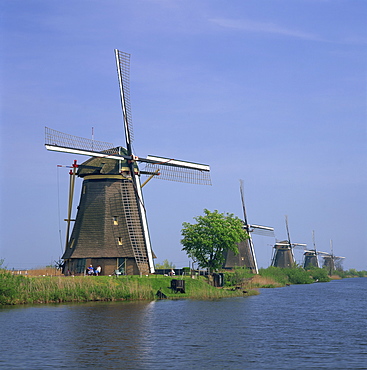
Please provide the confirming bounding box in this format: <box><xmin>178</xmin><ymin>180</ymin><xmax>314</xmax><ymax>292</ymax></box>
<box><xmin>303</xmin><ymin>250</ymin><xmax>319</xmax><ymax>269</ymax></box>
<box><xmin>46</xmin><ymin>50</ymin><xmax>211</xmax><ymax>276</ymax></box>
<box><xmin>320</xmin><ymin>240</ymin><xmax>345</xmax><ymax>274</ymax></box>
<box><xmin>223</xmin><ymin>180</ymin><xmax>274</xmax><ymax>274</ymax></box>
<box><xmin>303</xmin><ymin>230</ymin><xmax>320</xmax><ymax>269</ymax></box>
<box><xmin>271</xmin><ymin>216</ymin><xmax>306</xmax><ymax>268</ymax></box>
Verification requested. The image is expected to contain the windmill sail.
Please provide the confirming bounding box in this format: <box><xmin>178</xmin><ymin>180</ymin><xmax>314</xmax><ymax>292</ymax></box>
<box><xmin>251</xmin><ymin>225</ymin><xmax>275</xmax><ymax>237</ymax></box>
<box><xmin>46</xmin><ymin>127</ymin><xmax>211</xmax><ymax>185</ymax></box>
<box><xmin>223</xmin><ymin>180</ymin><xmax>274</xmax><ymax>274</ymax></box>
<box><xmin>115</xmin><ymin>50</ymin><xmax>134</xmax><ymax>149</ymax></box>
<box><xmin>45</xmin><ymin>50</ymin><xmax>211</xmax><ymax>276</ymax></box>
<box><xmin>45</xmin><ymin>127</ymin><xmax>116</xmax><ymax>155</ymax></box>
<box><xmin>143</xmin><ymin>160</ymin><xmax>211</xmax><ymax>185</ymax></box>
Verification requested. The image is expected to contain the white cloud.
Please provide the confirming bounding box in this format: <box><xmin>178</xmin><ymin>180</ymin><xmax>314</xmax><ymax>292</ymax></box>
<box><xmin>210</xmin><ymin>18</ymin><xmax>324</xmax><ymax>41</ymax></box>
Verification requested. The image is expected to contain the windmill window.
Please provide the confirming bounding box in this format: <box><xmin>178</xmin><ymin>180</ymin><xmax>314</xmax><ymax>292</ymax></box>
<box><xmin>113</xmin><ymin>216</ymin><xmax>119</xmax><ymax>225</ymax></box>
<box><xmin>83</xmin><ymin>185</ymin><xmax>86</xmax><ymax>194</ymax></box>
<box><xmin>118</xmin><ymin>237</ymin><xmax>123</xmax><ymax>245</ymax></box>
<box><xmin>69</xmin><ymin>239</ymin><xmax>75</xmax><ymax>249</ymax></box>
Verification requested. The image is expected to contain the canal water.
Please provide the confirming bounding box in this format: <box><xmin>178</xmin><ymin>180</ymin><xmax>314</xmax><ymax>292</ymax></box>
<box><xmin>1</xmin><ymin>277</ymin><xmax>366</xmax><ymax>369</ymax></box>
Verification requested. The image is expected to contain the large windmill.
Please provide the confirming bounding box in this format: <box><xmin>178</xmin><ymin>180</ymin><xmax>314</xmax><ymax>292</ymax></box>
<box><xmin>45</xmin><ymin>50</ymin><xmax>211</xmax><ymax>276</ymax></box>
<box><xmin>271</xmin><ymin>216</ymin><xmax>306</xmax><ymax>268</ymax></box>
<box><xmin>223</xmin><ymin>180</ymin><xmax>274</xmax><ymax>274</ymax></box>
<box><xmin>319</xmin><ymin>240</ymin><xmax>345</xmax><ymax>275</ymax></box>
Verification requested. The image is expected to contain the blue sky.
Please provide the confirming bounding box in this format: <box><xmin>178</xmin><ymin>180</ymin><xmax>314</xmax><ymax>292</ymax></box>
<box><xmin>1</xmin><ymin>0</ymin><xmax>366</xmax><ymax>271</ymax></box>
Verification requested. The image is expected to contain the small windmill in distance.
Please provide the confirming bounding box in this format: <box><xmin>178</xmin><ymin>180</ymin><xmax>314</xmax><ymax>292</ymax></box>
<box><xmin>319</xmin><ymin>240</ymin><xmax>345</xmax><ymax>275</ymax></box>
<box><xmin>271</xmin><ymin>215</ymin><xmax>306</xmax><ymax>268</ymax></box>
<box><xmin>223</xmin><ymin>180</ymin><xmax>274</xmax><ymax>274</ymax></box>
<box><xmin>45</xmin><ymin>50</ymin><xmax>211</xmax><ymax>276</ymax></box>
<box><xmin>303</xmin><ymin>230</ymin><xmax>320</xmax><ymax>269</ymax></box>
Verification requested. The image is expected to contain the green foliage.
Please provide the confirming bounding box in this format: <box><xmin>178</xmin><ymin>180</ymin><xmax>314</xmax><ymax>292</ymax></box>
<box><xmin>155</xmin><ymin>259</ymin><xmax>176</xmax><ymax>269</ymax></box>
<box><xmin>284</xmin><ymin>267</ymin><xmax>314</xmax><ymax>284</ymax></box>
<box><xmin>0</xmin><ymin>274</ymin><xmax>255</xmax><ymax>305</ymax></box>
<box><xmin>224</xmin><ymin>267</ymin><xmax>253</xmax><ymax>287</ymax></box>
<box><xmin>181</xmin><ymin>209</ymin><xmax>248</xmax><ymax>272</ymax></box>
<box><xmin>345</xmin><ymin>269</ymin><xmax>367</xmax><ymax>277</ymax></box>
<box><xmin>346</xmin><ymin>268</ymin><xmax>359</xmax><ymax>277</ymax></box>
<box><xmin>259</xmin><ymin>266</ymin><xmax>314</xmax><ymax>285</ymax></box>
<box><xmin>332</xmin><ymin>269</ymin><xmax>348</xmax><ymax>278</ymax></box>
<box><xmin>0</xmin><ymin>273</ymin><xmax>154</xmax><ymax>304</ymax></box>
<box><xmin>0</xmin><ymin>270</ymin><xmax>23</xmax><ymax>304</ymax></box>
<box><xmin>306</xmin><ymin>267</ymin><xmax>330</xmax><ymax>282</ymax></box>
<box><xmin>259</xmin><ymin>266</ymin><xmax>290</xmax><ymax>285</ymax></box>
<box><xmin>329</xmin><ymin>269</ymin><xmax>367</xmax><ymax>278</ymax></box>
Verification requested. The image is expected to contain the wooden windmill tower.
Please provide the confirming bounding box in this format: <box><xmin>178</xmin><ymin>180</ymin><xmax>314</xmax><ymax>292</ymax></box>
<box><xmin>223</xmin><ymin>180</ymin><xmax>274</xmax><ymax>274</ymax></box>
<box><xmin>303</xmin><ymin>230</ymin><xmax>320</xmax><ymax>269</ymax></box>
<box><xmin>45</xmin><ymin>50</ymin><xmax>211</xmax><ymax>276</ymax></box>
<box><xmin>320</xmin><ymin>240</ymin><xmax>345</xmax><ymax>275</ymax></box>
<box><xmin>271</xmin><ymin>216</ymin><xmax>306</xmax><ymax>268</ymax></box>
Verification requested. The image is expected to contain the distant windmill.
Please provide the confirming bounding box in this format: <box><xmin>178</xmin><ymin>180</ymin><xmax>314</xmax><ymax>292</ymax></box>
<box><xmin>271</xmin><ymin>216</ymin><xmax>306</xmax><ymax>268</ymax></box>
<box><xmin>319</xmin><ymin>240</ymin><xmax>345</xmax><ymax>275</ymax></box>
<box><xmin>303</xmin><ymin>230</ymin><xmax>320</xmax><ymax>269</ymax></box>
<box><xmin>45</xmin><ymin>50</ymin><xmax>211</xmax><ymax>276</ymax></box>
<box><xmin>223</xmin><ymin>180</ymin><xmax>274</xmax><ymax>274</ymax></box>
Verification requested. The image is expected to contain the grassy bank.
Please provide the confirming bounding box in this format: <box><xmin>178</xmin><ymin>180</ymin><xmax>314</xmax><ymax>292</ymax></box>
<box><xmin>331</xmin><ymin>268</ymin><xmax>367</xmax><ymax>278</ymax></box>
<box><xmin>259</xmin><ymin>266</ymin><xmax>331</xmax><ymax>284</ymax></box>
<box><xmin>0</xmin><ymin>271</ymin><xmax>257</xmax><ymax>305</ymax></box>
<box><xmin>224</xmin><ymin>265</ymin><xmax>367</xmax><ymax>289</ymax></box>
<box><xmin>3</xmin><ymin>266</ymin><xmax>365</xmax><ymax>306</ymax></box>
<box><xmin>223</xmin><ymin>266</ymin><xmax>331</xmax><ymax>288</ymax></box>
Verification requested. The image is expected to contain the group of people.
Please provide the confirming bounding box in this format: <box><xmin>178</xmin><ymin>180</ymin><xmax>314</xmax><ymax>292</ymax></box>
<box><xmin>87</xmin><ymin>264</ymin><xmax>102</xmax><ymax>276</ymax></box>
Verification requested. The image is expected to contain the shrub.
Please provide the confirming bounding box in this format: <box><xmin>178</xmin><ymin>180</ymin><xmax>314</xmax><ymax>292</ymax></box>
<box><xmin>306</xmin><ymin>267</ymin><xmax>330</xmax><ymax>282</ymax></box>
<box><xmin>332</xmin><ymin>269</ymin><xmax>348</xmax><ymax>278</ymax></box>
<box><xmin>258</xmin><ymin>266</ymin><xmax>289</xmax><ymax>285</ymax></box>
<box><xmin>345</xmin><ymin>269</ymin><xmax>367</xmax><ymax>277</ymax></box>
<box><xmin>284</xmin><ymin>267</ymin><xmax>313</xmax><ymax>284</ymax></box>
<box><xmin>259</xmin><ymin>266</ymin><xmax>315</xmax><ymax>285</ymax></box>
<box><xmin>0</xmin><ymin>271</ymin><xmax>22</xmax><ymax>304</ymax></box>
<box><xmin>224</xmin><ymin>267</ymin><xmax>253</xmax><ymax>287</ymax></box>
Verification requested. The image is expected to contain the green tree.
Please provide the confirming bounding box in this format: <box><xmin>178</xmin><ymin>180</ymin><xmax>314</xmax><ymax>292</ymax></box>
<box><xmin>155</xmin><ymin>259</ymin><xmax>176</xmax><ymax>269</ymax></box>
<box><xmin>181</xmin><ymin>209</ymin><xmax>248</xmax><ymax>273</ymax></box>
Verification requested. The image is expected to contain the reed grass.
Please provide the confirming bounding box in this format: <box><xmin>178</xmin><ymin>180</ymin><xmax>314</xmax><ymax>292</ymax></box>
<box><xmin>0</xmin><ymin>271</ymin><xmax>256</xmax><ymax>305</ymax></box>
<box><xmin>3</xmin><ymin>265</ymin><xmax>341</xmax><ymax>306</ymax></box>
<box><xmin>247</xmin><ymin>275</ymin><xmax>284</xmax><ymax>288</ymax></box>
<box><xmin>9</xmin><ymin>267</ymin><xmax>63</xmax><ymax>277</ymax></box>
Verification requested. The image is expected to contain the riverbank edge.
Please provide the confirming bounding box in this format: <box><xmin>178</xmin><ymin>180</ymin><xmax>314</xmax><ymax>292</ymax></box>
<box><xmin>1</xmin><ymin>269</ymin><xmax>364</xmax><ymax>306</ymax></box>
<box><xmin>1</xmin><ymin>273</ymin><xmax>261</xmax><ymax>305</ymax></box>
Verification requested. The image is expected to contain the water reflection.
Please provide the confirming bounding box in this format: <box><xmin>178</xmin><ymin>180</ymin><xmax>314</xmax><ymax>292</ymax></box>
<box><xmin>1</xmin><ymin>278</ymin><xmax>366</xmax><ymax>369</ymax></box>
<box><xmin>59</xmin><ymin>301</ymin><xmax>159</xmax><ymax>367</ymax></box>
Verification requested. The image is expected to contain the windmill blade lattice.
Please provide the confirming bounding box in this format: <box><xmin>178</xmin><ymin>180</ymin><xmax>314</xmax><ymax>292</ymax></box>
<box><xmin>115</xmin><ymin>50</ymin><xmax>134</xmax><ymax>145</ymax></box>
<box><xmin>250</xmin><ymin>225</ymin><xmax>275</xmax><ymax>237</ymax></box>
<box><xmin>292</xmin><ymin>243</ymin><xmax>307</xmax><ymax>248</ymax></box>
<box><xmin>142</xmin><ymin>162</ymin><xmax>211</xmax><ymax>185</ymax></box>
<box><xmin>45</xmin><ymin>127</ymin><xmax>117</xmax><ymax>155</ymax></box>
